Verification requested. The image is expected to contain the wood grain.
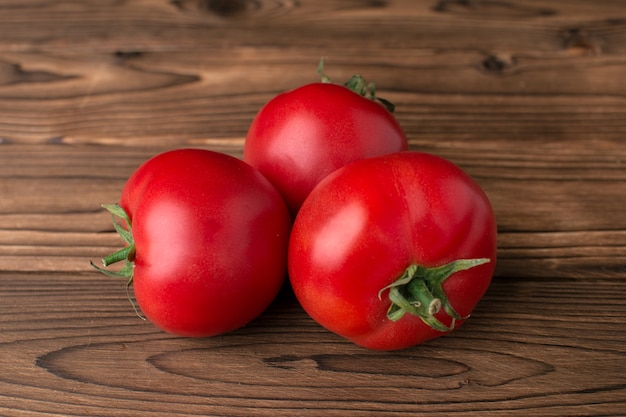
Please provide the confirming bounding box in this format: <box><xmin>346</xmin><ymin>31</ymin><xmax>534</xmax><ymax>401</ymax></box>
<box><xmin>2</xmin><ymin>273</ymin><xmax>625</xmax><ymax>416</ymax></box>
<box><xmin>1</xmin><ymin>0</ymin><xmax>625</xmax><ymax>415</ymax></box>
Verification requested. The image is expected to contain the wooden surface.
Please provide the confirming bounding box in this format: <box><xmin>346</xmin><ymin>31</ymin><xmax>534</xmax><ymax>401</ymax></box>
<box><xmin>1</xmin><ymin>0</ymin><xmax>625</xmax><ymax>415</ymax></box>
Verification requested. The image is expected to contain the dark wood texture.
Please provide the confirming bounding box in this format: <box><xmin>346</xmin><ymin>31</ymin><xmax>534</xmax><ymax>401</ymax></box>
<box><xmin>1</xmin><ymin>1</ymin><xmax>625</xmax><ymax>415</ymax></box>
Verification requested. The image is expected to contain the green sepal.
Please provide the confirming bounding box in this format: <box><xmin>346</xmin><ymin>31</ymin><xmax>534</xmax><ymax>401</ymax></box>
<box><xmin>316</xmin><ymin>57</ymin><xmax>396</xmax><ymax>113</ymax></box>
<box><xmin>379</xmin><ymin>258</ymin><xmax>491</xmax><ymax>332</ymax></box>
<box><xmin>90</xmin><ymin>203</ymin><xmax>145</xmax><ymax>320</ymax></box>
<box><xmin>317</xmin><ymin>57</ymin><xmax>332</xmax><ymax>83</ymax></box>
<box><xmin>102</xmin><ymin>203</ymin><xmax>133</xmax><ymax>245</ymax></box>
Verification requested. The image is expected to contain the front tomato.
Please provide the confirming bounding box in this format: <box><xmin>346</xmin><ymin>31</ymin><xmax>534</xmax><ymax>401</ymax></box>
<box><xmin>95</xmin><ymin>149</ymin><xmax>291</xmax><ymax>337</ymax></box>
<box><xmin>288</xmin><ymin>152</ymin><xmax>497</xmax><ymax>350</ymax></box>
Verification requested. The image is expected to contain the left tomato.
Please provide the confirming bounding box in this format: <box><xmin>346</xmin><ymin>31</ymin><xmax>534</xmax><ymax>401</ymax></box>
<box><xmin>92</xmin><ymin>149</ymin><xmax>292</xmax><ymax>337</ymax></box>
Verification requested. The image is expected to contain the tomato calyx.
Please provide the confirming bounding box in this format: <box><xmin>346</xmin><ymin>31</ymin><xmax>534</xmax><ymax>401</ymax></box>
<box><xmin>316</xmin><ymin>58</ymin><xmax>396</xmax><ymax>113</ymax></box>
<box><xmin>378</xmin><ymin>258</ymin><xmax>490</xmax><ymax>332</ymax></box>
<box><xmin>90</xmin><ymin>204</ymin><xmax>144</xmax><ymax>319</ymax></box>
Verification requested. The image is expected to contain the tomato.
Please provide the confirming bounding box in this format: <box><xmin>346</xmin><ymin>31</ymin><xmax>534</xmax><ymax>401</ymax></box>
<box><xmin>244</xmin><ymin>75</ymin><xmax>407</xmax><ymax>216</ymax></box>
<box><xmin>93</xmin><ymin>149</ymin><xmax>291</xmax><ymax>337</ymax></box>
<box><xmin>288</xmin><ymin>151</ymin><xmax>497</xmax><ymax>350</ymax></box>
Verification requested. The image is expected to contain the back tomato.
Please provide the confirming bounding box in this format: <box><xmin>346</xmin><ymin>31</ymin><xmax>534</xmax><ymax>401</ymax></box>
<box><xmin>244</xmin><ymin>82</ymin><xmax>407</xmax><ymax>216</ymax></box>
<box><xmin>288</xmin><ymin>152</ymin><xmax>497</xmax><ymax>350</ymax></box>
<box><xmin>101</xmin><ymin>149</ymin><xmax>291</xmax><ymax>337</ymax></box>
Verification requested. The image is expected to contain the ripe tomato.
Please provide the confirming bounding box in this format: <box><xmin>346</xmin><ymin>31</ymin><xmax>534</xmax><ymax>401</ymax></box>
<box><xmin>93</xmin><ymin>149</ymin><xmax>291</xmax><ymax>337</ymax></box>
<box><xmin>288</xmin><ymin>151</ymin><xmax>497</xmax><ymax>350</ymax></box>
<box><xmin>244</xmin><ymin>77</ymin><xmax>407</xmax><ymax>216</ymax></box>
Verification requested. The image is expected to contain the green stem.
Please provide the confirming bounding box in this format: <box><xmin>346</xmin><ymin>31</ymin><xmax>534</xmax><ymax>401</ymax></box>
<box><xmin>90</xmin><ymin>203</ymin><xmax>144</xmax><ymax>320</ymax></box>
<box><xmin>379</xmin><ymin>258</ymin><xmax>490</xmax><ymax>332</ymax></box>
<box><xmin>316</xmin><ymin>57</ymin><xmax>396</xmax><ymax>113</ymax></box>
<box><xmin>102</xmin><ymin>245</ymin><xmax>134</xmax><ymax>267</ymax></box>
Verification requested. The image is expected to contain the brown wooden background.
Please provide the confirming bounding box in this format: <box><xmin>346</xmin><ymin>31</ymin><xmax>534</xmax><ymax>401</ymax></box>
<box><xmin>1</xmin><ymin>1</ymin><xmax>625</xmax><ymax>415</ymax></box>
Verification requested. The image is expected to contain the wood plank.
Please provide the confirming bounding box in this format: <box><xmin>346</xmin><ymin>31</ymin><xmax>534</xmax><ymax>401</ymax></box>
<box><xmin>1</xmin><ymin>0</ymin><xmax>626</xmax><ymax>53</ymax></box>
<box><xmin>2</xmin><ymin>49</ymin><xmax>626</xmax><ymax>144</ymax></box>
<box><xmin>0</xmin><ymin>272</ymin><xmax>624</xmax><ymax>416</ymax></box>
<box><xmin>2</xmin><ymin>142</ymin><xmax>624</xmax><ymax>278</ymax></box>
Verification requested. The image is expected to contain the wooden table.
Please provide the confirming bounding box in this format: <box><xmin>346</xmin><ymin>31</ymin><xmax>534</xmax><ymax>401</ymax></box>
<box><xmin>1</xmin><ymin>1</ymin><xmax>625</xmax><ymax>415</ymax></box>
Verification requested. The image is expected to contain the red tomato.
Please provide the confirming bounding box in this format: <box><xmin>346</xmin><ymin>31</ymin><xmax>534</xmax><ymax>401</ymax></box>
<box><xmin>244</xmin><ymin>81</ymin><xmax>407</xmax><ymax>216</ymax></box>
<box><xmin>288</xmin><ymin>151</ymin><xmax>497</xmax><ymax>350</ymax></box>
<box><xmin>94</xmin><ymin>149</ymin><xmax>291</xmax><ymax>337</ymax></box>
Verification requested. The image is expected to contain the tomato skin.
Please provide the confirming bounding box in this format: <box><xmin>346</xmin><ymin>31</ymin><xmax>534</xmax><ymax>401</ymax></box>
<box><xmin>244</xmin><ymin>82</ymin><xmax>407</xmax><ymax>216</ymax></box>
<box><xmin>288</xmin><ymin>151</ymin><xmax>497</xmax><ymax>350</ymax></box>
<box><xmin>119</xmin><ymin>149</ymin><xmax>291</xmax><ymax>337</ymax></box>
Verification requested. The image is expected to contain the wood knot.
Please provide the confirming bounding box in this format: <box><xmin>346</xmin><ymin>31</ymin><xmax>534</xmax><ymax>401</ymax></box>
<box><xmin>203</xmin><ymin>0</ymin><xmax>258</xmax><ymax>17</ymax></box>
<box><xmin>365</xmin><ymin>0</ymin><xmax>389</xmax><ymax>7</ymax></box>
<box><xmin>481</xmin><ymin>54</ymin><xmax>516</xmax><ymax>73</ymax></box>
<box><xmin>562</xmin><ymin>28</ymin><xmax>602</xmax><ymax>56</ymax></box>
<box><xmin>432</xmin><ymin>0</ymin><xmax>555</xmax><ymax>17</ymax></box>
<box><xmin>114</xmin><ymin>51</ymin><xmax>143</xmax><ymax>61</ymax></box>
